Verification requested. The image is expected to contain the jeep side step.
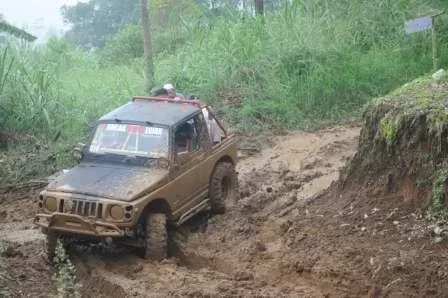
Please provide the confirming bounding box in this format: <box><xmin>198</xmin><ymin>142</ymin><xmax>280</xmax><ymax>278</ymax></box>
<box><xmin>176</xmin><ymin>199</ymin><xmax>211</xmax><ymax>226</ymax></box>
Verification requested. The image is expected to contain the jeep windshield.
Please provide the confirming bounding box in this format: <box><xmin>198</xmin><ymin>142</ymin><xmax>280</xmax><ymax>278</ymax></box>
<box><xmin>86</xmin><ymin>123</ymin><xmax>169</xmax><ymax>160</ymax></box>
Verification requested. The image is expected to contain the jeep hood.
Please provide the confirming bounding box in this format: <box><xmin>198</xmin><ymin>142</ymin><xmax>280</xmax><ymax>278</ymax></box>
<box><xmin>46</xmin><ymin>163</ymin><xmax>168</xmax><ymax>201</ymax></box>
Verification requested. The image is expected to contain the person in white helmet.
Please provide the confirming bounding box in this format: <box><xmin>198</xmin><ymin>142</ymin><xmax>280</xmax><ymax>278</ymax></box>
<box><xmin>202</xmin><ymin>107</ymin><xmax>222</xmax><ymax>145</ymax></box>
<box><xmin>163</xmin><ymin>83</ymin><xmax>184</xmax><ymax>100</ymax></box>
<box><xmin>186</xmin><ymin>95</ymin><xmax>222</xmax><ymax>145</ymax></box>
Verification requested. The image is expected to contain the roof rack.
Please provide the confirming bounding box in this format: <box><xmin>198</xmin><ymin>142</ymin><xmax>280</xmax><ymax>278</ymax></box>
<box><xmin>132</xmin><ymin>96</ymin><xmax>202</xmax><ymax>106</ymax></box>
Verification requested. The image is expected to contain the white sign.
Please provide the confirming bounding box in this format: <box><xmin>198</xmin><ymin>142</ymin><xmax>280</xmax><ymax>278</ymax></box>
<box><xmin>106</xmin><ymin>124</ymin><xmax>126</xmax><ymax>132</ymax></box>
<box><xmin>405</xmin><ymin>16</ymin><xmax>432</xmax><ymax>34</ymax></box>
<box><xmin>145</xmin><ymin>127</ymin><xmax>163</xmax><ymax>136</ymax></box>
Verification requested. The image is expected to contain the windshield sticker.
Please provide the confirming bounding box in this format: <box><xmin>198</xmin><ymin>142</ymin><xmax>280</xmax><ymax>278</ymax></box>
<box><xmin>144</xmin><ymin>127</ymin><xmax>163</xmax><ymax>136</ymax></box>
<box><xmin>89</xmin><ymin>144</ymin><xmax>100</xmax><ymax>153</ymax></box>
<box><xmin>106</xmin><ymin>124</ymin><xmax>126</xmax><ymax>132</ymax></box>
<box><xmin>127</xmin><ymin>125</ymin><xmax>144</xmax><ymax>134</ymax></box>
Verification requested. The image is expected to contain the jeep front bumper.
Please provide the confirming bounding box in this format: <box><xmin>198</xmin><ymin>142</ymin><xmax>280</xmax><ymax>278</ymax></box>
<box><xmin>34</xmin><ymin>212</ymin><xmax>124</xmax><ymax>237</ymax></box>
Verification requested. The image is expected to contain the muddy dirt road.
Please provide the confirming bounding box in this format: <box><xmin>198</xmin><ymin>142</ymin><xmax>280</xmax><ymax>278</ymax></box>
<box><xmin>1</xmin><ymin>125</ymin><xmax>447</xmax><ymax>297</ymax></box>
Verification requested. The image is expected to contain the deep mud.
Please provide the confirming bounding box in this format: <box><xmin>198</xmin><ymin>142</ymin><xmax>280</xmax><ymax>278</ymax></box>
<box><xmin>1</xmin><ymin>125</ymin><xmax>447</xmax><ymax>297</ymax></box>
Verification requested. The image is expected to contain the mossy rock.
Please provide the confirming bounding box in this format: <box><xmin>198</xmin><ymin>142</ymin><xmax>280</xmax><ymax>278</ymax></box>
<box><xmin>339</xmin><ymin>74</ymin><xmax>448</xmax><ymax>210</ymax></box>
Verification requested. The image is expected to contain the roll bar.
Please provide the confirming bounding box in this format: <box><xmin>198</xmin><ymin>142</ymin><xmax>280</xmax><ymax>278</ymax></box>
<box><xmin>132</xmin><ymin>96</ymin><xmax>201</xmax><ymax>106</ymax></box>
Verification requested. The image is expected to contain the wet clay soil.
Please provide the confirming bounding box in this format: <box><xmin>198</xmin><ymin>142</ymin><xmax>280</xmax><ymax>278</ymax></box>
<box><xmin>1</xmin><ymin>125</ymin><xmax>447</xmax><ymax>297</ymax></box>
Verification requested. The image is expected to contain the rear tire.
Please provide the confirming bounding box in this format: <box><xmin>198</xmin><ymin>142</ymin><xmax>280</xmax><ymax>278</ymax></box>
<box><xmin>144</xmin><ymin>213</ymin><xmax>168</xmax><ymax>261</ymax></box>
<box><xmin>209</xmin><ymin>162</ymin><xmax>238</xmax><ymax>214</ymax></box>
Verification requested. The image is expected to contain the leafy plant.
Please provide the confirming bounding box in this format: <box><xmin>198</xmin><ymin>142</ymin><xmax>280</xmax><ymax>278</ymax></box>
<box><xmin>52</xmin><ymin>241</ymin><xmax>82</xmax><ymax>298</ymax></box>
<box><xmin>380</xmin><ymin>117</ymin><xmax>399</xmax><ymax>148</ymax></box>
<box><xmin>2</xmin><ymin>0</ymin><xmax>448</xmax><ymax>181</ymax></box>
<box><xmin>425</xmin><ymin>169</ymin><xmax>448</xmax><ymax>241</ymax></box>
<box><xmin>428</xmin><ymin>169</ymin><xmax>448</xmax><ymax>216</ymax></box>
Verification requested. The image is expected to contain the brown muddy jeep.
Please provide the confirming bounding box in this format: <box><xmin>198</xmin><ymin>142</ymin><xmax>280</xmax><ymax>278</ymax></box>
<box><xmin>34</xmin><ymin>96</ymin><xmax>238</xmax><ymax>261</ymax></box>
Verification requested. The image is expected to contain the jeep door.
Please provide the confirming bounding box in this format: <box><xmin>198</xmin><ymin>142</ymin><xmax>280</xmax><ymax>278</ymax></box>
<box><xmin>171</xmin><ymin>113</ymin><xmax>211</xmax><ymax>215</ymax></box>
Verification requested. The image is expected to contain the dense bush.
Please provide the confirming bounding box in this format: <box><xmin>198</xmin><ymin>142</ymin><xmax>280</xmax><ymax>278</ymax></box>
<box><xmin>0</xmin><ymin>38</ymin><xmax>145</xmax><ymax>168</ymax></box>
<box><xmin>1</xmin><ymin>0</ymin><xmax>448</xmax><ymax>170</ymax></box>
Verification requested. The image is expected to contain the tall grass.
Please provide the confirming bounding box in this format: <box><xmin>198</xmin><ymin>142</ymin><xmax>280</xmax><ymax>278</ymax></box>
<box><xmin>1</xmin><ymin>0</ymin><xmax>447</xmax><ymax>172</ymax></box>
<box><xmin>0</xmin><ymin>39</ymin><xmax>145</xmax><ymax>170</ymax></box>
<box><xmin>153</xmin><ymin>0</ymin><xmax>448</xmax><ymax>130</ymax></box>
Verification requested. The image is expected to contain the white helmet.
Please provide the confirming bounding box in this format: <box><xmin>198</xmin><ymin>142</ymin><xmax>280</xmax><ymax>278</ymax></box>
<box><xmin>163</xmin><ymin>83</ymin><xmax>174</xmax><ymax>90</ymax></box>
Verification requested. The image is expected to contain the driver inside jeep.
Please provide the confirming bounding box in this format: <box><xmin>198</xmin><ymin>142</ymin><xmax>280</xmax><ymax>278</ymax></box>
<box><xmin>175</xmin><ymin>122</ymin><xmax>193</xmax><ymax>153</ymax></box>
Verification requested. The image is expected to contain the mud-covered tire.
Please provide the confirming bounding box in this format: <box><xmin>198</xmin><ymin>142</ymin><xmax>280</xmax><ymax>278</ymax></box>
<box><xmin>144</xmin><ymin>213</ymin><xmax>168</xmax><ymax>261</ymax></box>
<box><xmin>45</xmin><ymin>231</ymin><xmax>58</xmax><ymax>264</ymax></box>
<box><xmin>209</xmin><ymin>162</ymin><xmax>238</xmax><ymax>214</ymax></box>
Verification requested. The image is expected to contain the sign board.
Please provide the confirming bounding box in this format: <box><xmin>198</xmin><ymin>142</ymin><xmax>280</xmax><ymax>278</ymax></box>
<box><xmin>405</xmin><ymin>16</ymin><xmax>432</xmax><ymax>34</ymax></box>
<box><xmin>405</xmin><ymin>12</ymin><xmax>444</xmax><ymax>70</ymax></box>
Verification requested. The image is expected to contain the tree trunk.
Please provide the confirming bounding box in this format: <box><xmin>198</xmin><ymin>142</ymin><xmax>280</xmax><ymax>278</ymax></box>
<box><xmin>141</xmin><ymin>0</ymin><xmax>155</xmax><ymax>93</ymax></box>
<box><xmin>254</xmin><ymin>0</ymin><xmax>264</xmax><ymax>16</ymax></box>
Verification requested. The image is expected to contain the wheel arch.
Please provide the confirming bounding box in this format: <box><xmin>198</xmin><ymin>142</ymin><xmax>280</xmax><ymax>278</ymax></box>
<box><xmin>216</xmin><ymin>155</ymin><xmax>234</xmax><ymax>166</ymax></box>
<box><xmin>209</xmin><ymin>155</ymin><xmax>235</xmax><ymax>182</ymax></box>
<box><xmin>138</xmin><ymin>198</ymin><xmax>173</xmax><ymax>223</ymax></box>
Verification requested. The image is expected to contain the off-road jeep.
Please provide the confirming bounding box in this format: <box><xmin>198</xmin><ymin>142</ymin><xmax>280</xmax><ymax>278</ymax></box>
<box><xmin>34</xmin><ymin>96</ymin><xmax>238</xmax><ymax>261</ymax></box>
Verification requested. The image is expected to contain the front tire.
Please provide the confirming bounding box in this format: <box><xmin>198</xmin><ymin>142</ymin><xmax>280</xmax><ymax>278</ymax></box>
<box><xmin>144</xmin><ymin>213</ymin><xmax>168</xmax><ymax>261</ymax></box>
<box><xmin>45</xmin><ymin>231</ymin><xmax>58</xmax><ymax>264</ymax></box>
<box><xmin>209</xmin><ymin>162</ymin><xmax>238</xmax><ymax>214</ymax></box>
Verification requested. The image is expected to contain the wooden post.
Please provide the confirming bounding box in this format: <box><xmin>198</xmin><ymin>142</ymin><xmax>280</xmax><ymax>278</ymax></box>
<box><xmin>432</xmin><ymin>15</ymin><xmax>439</xmax><ymax>71</ymax></box>
<box><xmin>405</xmin><ymin>11</ymin><xmax>444</xmax><ymax>72</ymax></box>
<box><xmin>431</xmin><ymin>11</ymin><xmax>445</xmax><ymax>71</ymax></box>
<box><xmin>141</xmin><ymin>0</ymin><xmax>155</xmax><ymax>93</ymax></box>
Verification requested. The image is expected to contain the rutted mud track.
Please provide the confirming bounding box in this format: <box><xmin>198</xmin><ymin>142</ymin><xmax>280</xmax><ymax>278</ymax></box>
<box><xmin>72</xmin><ymin>126</ymin><xmax>360</xmax><ymax>297</ymax></box>
<box><xmin>2</xmin><ymin>125</ymin><xmax>448</xmax><ymax>297</ymax></box>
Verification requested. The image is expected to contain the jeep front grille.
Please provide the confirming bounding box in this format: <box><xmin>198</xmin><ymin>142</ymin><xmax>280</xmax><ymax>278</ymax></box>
<box><xmin>62</xmin><ymin>199</ymin><xmax>103</xmax><ymax>218</ymax></box>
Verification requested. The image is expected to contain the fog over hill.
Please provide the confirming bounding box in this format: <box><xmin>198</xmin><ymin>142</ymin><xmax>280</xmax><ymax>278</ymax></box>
<box><xmin>0</xmin><ymin>0</ymin><xmax>83</xmax><ymax>41</ymax></box>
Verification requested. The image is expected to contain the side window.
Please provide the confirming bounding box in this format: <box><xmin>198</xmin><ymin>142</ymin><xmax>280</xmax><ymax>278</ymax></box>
<box><xmin>174</xmin><ymin>114</ymin><xmax>208</xmax><ymax>155</ymax></box>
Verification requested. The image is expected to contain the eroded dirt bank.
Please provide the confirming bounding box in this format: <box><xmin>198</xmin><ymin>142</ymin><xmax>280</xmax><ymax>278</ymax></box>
<box><xmin>1</xmin><ymin>125</ymin><xmax>447</xmax><ymax>297</ymax></box>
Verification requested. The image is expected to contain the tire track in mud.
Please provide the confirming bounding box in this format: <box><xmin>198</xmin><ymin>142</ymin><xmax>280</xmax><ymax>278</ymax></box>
<box><xmin>3</xmin><ymin>124</ymin><xmax>448</xmax><ymax>296</ymax></box>
<box><xmin>70</xmin><ymin>126</ymin><xmax>360</xmax><ymax>297</ymax></box>
<box><xmin>0</xmin><ymin>186</ymin><xmax>54</xmax><ymax>297</ymax></box>
<box><xmin>0</xmin><ymin>126</ymin><xmax>360</xmax><ymax>297</ymax></box>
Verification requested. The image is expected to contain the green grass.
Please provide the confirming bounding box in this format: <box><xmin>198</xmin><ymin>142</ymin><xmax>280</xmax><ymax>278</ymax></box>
<box><xmin>1</xmin><ymin>0</ymin><xmax>448</xmax><ymax>179</ymax></box>
<box><xmin>52</xmin><ymin>241</ymin><xmax>82</xmax><ymax>297</ymax></box>
<box><xmin>150</xmin><ymin>1</ymin><xmax>448</xmax><ymax>131</ymax></box>
<box><xmin>426</xmin><ymin>169</ymin><xmax>448</xmax><ymax>239</ymax></box>
<box><xmin>428</xmin><ymin>169</ymin><xmax>448</xmax><ymax>215</ymax></box>
<box><xmin>0</xmin><ymin>40</ymin><xmax>146</xmax><ymax>171</ymax></box>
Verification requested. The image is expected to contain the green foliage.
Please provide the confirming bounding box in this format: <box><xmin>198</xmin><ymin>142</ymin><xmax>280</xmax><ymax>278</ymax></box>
<box><xmin>426</xmin><ymin>169</ymin><xmax>448</xmax><ymax>238</ymax></box>
<box><xmin>2</xmin><ymin>0</ymin><xmax>448</xmax><ymax>180</ymax></box>
<box><xmin>52</xmin><ymin>241</ymin><xmax>82</xmax><ymax>297</ymax></box>
<box><xmin>429</xmin><ymin>169</ymin><xmax>448</xmax><ymax>215</ymax></box>
<box><xmin>61</xmin><ymin>0</ymin><xmax>139</xmax><ymax>48</ymax></box>
<box><xmin>380</xmin><ymin>116</ymin><xmax>398</xmax><ymax>148</ymax></box>
<box><xmin>0</xmin><ymin>40</ymin><xmax>144</xmax><ymax>175</ymax></box>
<box><xmin>101</xmin><ymin>25</ymin><xmax>144</xmax><ymax>65</ymax></box>
<box><xmin>368</xmin><ymin>73</ymin><xmax>448</xmax><ymax>143</ymax></box>
<box><xmin>148</xmin><ymin>0</ymin><xmax>448</xmax><ymax>130</ymax></box>
<box><xmin>0</xmin><ymin>20</ymin><xmax>36</xmax><ymax>42</ymax></box>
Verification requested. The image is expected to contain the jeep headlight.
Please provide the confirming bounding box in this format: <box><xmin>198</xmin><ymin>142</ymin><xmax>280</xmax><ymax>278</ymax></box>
<box><xmin>44</xmin><ymin>197</ymin><xmax>58</xmax><ymax>212</ymax></box>
<box><xmin>110</xmin><ymin>205</ymin><xmax>124</xmax><ymax>220</ymax></box>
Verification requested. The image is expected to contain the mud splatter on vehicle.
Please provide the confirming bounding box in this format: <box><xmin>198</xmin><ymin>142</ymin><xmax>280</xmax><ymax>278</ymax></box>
<box><xmin>34</xmin><ymin>96</ymin><xmax>239</xmax><ymax>262</ymax></box>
